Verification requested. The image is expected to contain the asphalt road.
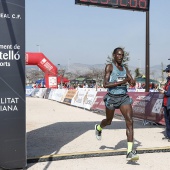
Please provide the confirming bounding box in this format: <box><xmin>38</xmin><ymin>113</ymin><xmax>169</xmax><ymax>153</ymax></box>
<box><xmin>26</xmin><ymin>97</ymin><xmax>170</xmax><ymax>170</ymax></box>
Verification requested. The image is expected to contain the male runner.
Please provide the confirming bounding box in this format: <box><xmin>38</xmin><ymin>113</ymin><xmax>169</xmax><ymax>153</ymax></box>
<box><xmin>95</xmin><ymin>47</ymin><xmax>139</xmax><ymax>161</ymax></box>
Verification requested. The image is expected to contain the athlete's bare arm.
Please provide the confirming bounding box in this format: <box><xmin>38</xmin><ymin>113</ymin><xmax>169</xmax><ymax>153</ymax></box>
<box><xmin>125</xmin><ymin>67</ymin><xmax>136</xmax><ymax>87</ymax></box>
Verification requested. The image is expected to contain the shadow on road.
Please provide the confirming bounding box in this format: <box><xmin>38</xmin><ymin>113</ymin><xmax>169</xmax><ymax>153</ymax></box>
<box><xmin>27</xmin><ymin>119</ymin><xmax>154</xmax><ymax>158</ymax></box>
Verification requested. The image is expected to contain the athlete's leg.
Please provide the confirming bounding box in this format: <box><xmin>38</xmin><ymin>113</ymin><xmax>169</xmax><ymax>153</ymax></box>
<box><xmin>95</xmin><ymin>102</ymin><xmax>115</xmax><ymax>140</ymax></box>
<box><xmin>120</xmin><ymin>104</ymin><xmax>133</xmax><ymax>142</ymax></box>
<box><xmin>120</xmin><ymin>104</ymin><xmax>134</xmax><ymax>154</ymax></box>
<box><xmin>100</xmin><ymin>107</ymin><xmax>115</xmax><ymax>128</ymax></box>
<box><xmin>120</xmin><ymin>104</ymin><xmax>139</xmax><ymax>161</ymax></box>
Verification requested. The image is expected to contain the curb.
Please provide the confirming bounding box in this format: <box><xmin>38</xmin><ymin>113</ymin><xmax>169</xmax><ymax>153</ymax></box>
<box><xmin>27</xmin><ymin>146</ymin><xmax>170</xmax><ymax>163</ymax></box>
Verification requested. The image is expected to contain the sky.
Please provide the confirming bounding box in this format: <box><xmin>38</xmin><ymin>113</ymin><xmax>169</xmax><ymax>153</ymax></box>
<box><xmin>26</xmin><ymin>0</ymin><xmax>170</xmax><ymax>68</ymax></box>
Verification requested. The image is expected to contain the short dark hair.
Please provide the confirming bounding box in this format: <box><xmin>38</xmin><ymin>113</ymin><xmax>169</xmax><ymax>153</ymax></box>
<box><xmin>112</xmin><ymin>47</ymin><xmax>123</xmax><ymax>55</ymax></box>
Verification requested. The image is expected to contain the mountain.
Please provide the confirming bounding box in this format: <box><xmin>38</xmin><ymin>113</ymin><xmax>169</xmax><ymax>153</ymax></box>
<box><xmin>54</xmin><ymin>63</ymin><xmax>105</xmax><ymax>75</ymax></box>
<box><xmin>26</xmin><ymin>63</ymin><xmax>166</xmax><ymax>82</ymax></box>
<box><xmin>58</xmin><ymin>63</ymin><xmax>164</xmax><ymax>81</ymax></box>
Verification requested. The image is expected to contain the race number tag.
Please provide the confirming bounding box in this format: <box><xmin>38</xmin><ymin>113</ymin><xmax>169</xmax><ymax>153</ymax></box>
<box><xmin>117</xmin><ymin>76</ymin><xmax>125</xmax><ymax>82</ymax></box>
<box><xmin>117</xmin><ymin>76</ymin><xmax>127</xmax><ymax>86</ymax></box>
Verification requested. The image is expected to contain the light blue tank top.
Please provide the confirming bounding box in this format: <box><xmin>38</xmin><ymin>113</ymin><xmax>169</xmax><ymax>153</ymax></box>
<box><xmin>108</xmin><ymin>63</ymin><xmax>127</xmax><ymax>95</ymax></box>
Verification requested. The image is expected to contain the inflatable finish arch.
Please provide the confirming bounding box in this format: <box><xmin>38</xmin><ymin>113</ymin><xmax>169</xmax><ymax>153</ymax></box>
<box><xmin>26</xmin><ymin>52</ymin><xmax>58</xmax><ymax>88</ymax></box>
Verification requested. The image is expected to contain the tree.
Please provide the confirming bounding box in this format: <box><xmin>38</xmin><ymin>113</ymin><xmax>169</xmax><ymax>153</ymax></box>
<box><xmin>106</xmin><ymin>47</ymin><xmax>130</xmax><ymax>67</ymax></box>
<box><xmin>161</xmin><ymin>62</ymin><xmax>164</xmax><ymax>82</ymax></box>
<box><xmin>134</xmin><ymin>68</ymin><xmax>142</xmax><ymax>78</ymax></box>
<box><xmin>88</xmin><ymin>67</ymin><xmax>105</xmax><ymax>86</ymax></box>
<box><xmin>26</xmin><ymin>68</ymin><xmax>44</xmax><ymax>84</ymax></box>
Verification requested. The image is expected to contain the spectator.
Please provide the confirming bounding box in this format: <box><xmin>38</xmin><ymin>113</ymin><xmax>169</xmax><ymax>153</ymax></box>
<box><xmin>159</xmin><ymin>65</ymin><xmax>170</xmax><ymax>142</ymax></box>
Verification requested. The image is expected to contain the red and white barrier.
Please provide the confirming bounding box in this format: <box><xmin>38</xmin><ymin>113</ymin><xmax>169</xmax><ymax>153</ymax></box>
<box><xmin>28</xmin><ymin>88</ymin><xmax>165</xmax><ymax>125</ymax></box>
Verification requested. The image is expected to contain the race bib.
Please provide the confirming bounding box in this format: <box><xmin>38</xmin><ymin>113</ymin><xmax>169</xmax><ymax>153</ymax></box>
<box><xmin>117</xmin><ymin>76</ymin><xmax>127</xmax><ymax>86</ymax></box>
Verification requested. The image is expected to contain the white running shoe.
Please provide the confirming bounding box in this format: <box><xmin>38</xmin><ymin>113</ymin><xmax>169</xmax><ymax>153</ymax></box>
<box><xmin>95</xmin><ymin>124</ymin><xmax>102</xmax><ymax>140</ymax></box>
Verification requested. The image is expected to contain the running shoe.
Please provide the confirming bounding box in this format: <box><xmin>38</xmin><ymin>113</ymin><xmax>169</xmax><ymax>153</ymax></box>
<box><xmin>95</xmin><ymin>124</ymin><xmax>102</xmax><ymax>140</ymax></box>
<box><xmin>126</xmin><ymin>150</ymin><xmax>139</xmax><ymax>161</ymax></box>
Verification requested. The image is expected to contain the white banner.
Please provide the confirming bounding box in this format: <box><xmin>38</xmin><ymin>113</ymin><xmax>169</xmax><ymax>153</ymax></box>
<box><xmin>48</xmin><ymin>88</ymin><xmax>55</xmax><ymax>100</ymax></box>
<box><xmin>35</xmin><ymin>88</ymin><xmax>47</xmax><ymax>98</ymax></box>
<box><xmin>71</xmin><ymin>88</ymin><xmax>88</xmax><ymax>108</ymax></box>
<box><xmin>50</xmin><ymin>89</ymin><xmax>58</xmax><ymax>100</ymax></box>
<box><xmin>136</xmin><ymin>89</ymin><xmax>145</xmax><ymax>92</ymax></box>
<box><xmin>30</xmin><ymin>88</ymin><xmax>40</xmax><ymax>97</ymax></box>
<box><xmin>84</xmin><ymin>90</ymin><xmax>98</xmax><ymax>110</ymax></box>
<box><xmin>54</xmin><ymin>89</ymin><xmax>68</xmax><ymax>102</ymax></box>
<box><xmin>26</xmin><ymin>88</ymin><xmax>34</xmax><ymax>96</ymax></box>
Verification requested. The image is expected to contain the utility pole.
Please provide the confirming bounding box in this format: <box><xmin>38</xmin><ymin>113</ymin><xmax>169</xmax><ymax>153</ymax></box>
<box><xmin>145</xmin><ymin>11</ymin><xmax>150</xmax><ymax>92</ymax></box>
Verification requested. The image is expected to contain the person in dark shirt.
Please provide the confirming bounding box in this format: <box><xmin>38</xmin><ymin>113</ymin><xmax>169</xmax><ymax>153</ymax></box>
<box><xmin>159</xmin><ymin>65</ymin><xmax>170</xmax><ymax>142</ymax></box>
